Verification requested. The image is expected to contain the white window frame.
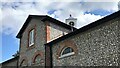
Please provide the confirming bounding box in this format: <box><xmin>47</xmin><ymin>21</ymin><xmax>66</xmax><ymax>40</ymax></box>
<box><xmin>29</xmin><ymin>29</ymin><xmax>34</xmax><ymax>46</ymax></box>
<box><xmin>59</xmin><ymin>47</ymin><xmax>75</xmax><ymax>58</ymax></box>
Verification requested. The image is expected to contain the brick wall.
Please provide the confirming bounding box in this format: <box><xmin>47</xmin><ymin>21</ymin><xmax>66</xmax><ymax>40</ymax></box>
<box><xmin>46</xmin><ymin>21</ymin><xmax>71</xmax><ymax>42</ymax></box>
<box><xmin>19</xmin><ymin>18</ymin><xmax>46</xmax><ymax>66</ymax></box>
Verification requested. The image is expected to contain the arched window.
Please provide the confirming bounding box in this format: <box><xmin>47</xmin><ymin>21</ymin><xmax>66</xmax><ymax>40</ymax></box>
<box><xmin>34</xmin><ymin>55</ymin><xmax>41</xmax><ymax>64</ymax></box>
<box><xmin>59</xmin><ymin>47</ymin><xmax>75</xmax><ymax>58</ymax></box>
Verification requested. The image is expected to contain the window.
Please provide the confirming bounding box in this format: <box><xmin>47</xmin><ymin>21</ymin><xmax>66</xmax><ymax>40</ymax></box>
<box><xmin>59</xmin><ymin>47</ymin><xmax>75</xmax><ymax>58</ymax></box>
<box><xmin>29</xmin><ymin>29</ymin><xmax>34</xmax><ymax>46</ymax></box>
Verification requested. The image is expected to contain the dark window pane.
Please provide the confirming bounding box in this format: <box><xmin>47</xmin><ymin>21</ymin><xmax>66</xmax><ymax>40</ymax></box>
<box><xmin>62</xmin><ymin>47</ymin><xmax>73</xmax><ymax>55</ymax></box>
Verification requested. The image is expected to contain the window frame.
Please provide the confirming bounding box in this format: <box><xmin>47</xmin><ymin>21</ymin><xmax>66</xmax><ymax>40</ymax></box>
<box><xmin>59</xmin><ymin>47</ymin><xmax>75</xmax><ymax>58</ymax></box>
<box><xmin>28</xmin><ymin>28</ymin><xmax>35</xmax><ymax>47</ymax></box>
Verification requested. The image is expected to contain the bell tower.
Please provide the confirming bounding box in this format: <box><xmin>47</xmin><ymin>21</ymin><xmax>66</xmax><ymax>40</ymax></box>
<box><xmin>65</xmin><ymin>14</ymin><xmax>77</xmax><ymax>27</ymax></box>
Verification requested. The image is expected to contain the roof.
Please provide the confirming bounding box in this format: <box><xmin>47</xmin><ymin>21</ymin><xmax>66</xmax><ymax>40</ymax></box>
<box><xmin>1</xmin><ymin>56</ymin><xmax>19</xmax><ymax>65</ymax></box>
<box><xmin>16</xmin><ymin>15</ymin><xmax>77</xmax><ymax>38</ymax></box>
<box><xmin>45</xmin><ymin>10</ymin><xmax>120</xmax><ymax>46</ymax></box>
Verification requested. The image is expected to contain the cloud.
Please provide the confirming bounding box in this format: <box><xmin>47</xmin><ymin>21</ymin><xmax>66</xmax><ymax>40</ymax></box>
<box><xmin>1</xmin><ymin>0</ymin><xmax>120</xmax><ymax>2</ymax></box>
<box><xmin>81</xmin><ymin>2</ymin><xmax>118</xmax><ymax>11</ymax></box>
<box><xmin>76</xmin><ymin>14</ymin><xmax>103</xmax><ymax>28</ymax></box>
<box><xmin>118</xmin><ymin>1</ymin><xmax>120</xmax><ymax>10</ymax></box>
<box><xmin>1</xmin><ymin>5</ymin><xmax>27</xmax><ymax>35</ymax></box>
<box><xmin>49</xmin><ymin>8</ymin><xmax>103</xmax><ymax>28</ymax></box>
<box><xmin>1</xmin><ymin>2</ymin><xmax>48</xmax><ymax>36</ymax></box>
<box><xmin>46</xmin><ymin>2</ymin><xmax>117</xmax><ymax>28</ymax></box>
<box><xmin>1</xmin><ymin>1</ymin><xmax>120</xmax><ymax>37</ymax></box>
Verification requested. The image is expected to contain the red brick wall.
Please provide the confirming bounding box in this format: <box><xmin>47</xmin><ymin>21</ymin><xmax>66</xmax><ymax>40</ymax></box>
<box><xmin>46</xmin><ymin>23</ymin><xmax>50</xmax><ymax>42</ymax></box>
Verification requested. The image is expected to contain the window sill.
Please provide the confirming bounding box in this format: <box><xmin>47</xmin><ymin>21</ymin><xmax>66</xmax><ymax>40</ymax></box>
<box><xmin>59</xmin><ymin>52</ymin><xmax>75</xmax><ymax>59</ymax></box>
<box><xmin>29</xmin><ymin>43</ymin><xmax>34</xmax><ymax>47</ymax></box>
<box><xmin>27</xmin><ymin>44</ymin><xmax>35</xmax><ymax>51</ymax></box>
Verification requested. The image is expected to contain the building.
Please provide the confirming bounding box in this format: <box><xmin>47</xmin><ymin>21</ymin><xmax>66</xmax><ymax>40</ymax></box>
<box><xmin>16</xmin><ymin>15</ymin><xmax>77</xmax><ymax>66</ymax></box>
<box><xmin>45</xmin><ymin>11</ymin><xmax>120</xmax><ymax>66</ymax></box>
<box><xmin>1</xmin><ymin>10</ymin><xmax>120</xmax><ymax>67</ymax></box>
<box><xmin>1</xmin><ymin>56</ymin><xmax>19</xmax><ymax>66</ymax></box>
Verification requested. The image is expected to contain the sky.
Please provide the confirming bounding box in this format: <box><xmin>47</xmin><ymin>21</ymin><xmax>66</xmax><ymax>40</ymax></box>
<box><xmin>0</xmin><ymin>0</ymin><xmax>120</xmax><ymax>63</ymax></box>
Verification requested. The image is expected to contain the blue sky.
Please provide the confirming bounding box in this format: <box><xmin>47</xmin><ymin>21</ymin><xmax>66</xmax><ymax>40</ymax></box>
<box><xmin>1</xmin><ymin>0</ymin><xmax>120</xmax><ymax>63</ymax></box>
<box><xmin>2</xmin><ymin>33</ymin><xmax>19</xmax><ymax>63</ymax></box>
<box><xmin>85</xmin><ymin>9</ymin><xmax>113</xmax><ymax>16</ymax></box>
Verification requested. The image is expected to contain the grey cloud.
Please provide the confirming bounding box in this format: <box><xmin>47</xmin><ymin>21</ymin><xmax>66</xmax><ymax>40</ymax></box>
<box><xmin>81</xmin><ymin>2</ymin><xmax>118</xmax><ymax>11</ymax></box>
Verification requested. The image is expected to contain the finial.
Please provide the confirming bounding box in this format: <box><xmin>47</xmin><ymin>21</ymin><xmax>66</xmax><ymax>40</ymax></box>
<box><xmin>70</xmin><ymin>14</ymin><xmax>72</xmax><ymax>17</ymax></box>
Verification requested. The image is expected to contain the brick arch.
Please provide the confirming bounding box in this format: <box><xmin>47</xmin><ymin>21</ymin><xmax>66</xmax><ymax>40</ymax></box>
<box><xmin>56</xmin><ymin>40</ymin><xmax>78</xmax><ymax>59</ymax></box>
<box><xmin>19</xmin><ymin>56</ymin><xmax>28</xmax><ymax>66</ymax></box>
<box><xmin>32</xmin><ymin>50</ymin><xmax>43</xmax><ymax>63</ymax></box>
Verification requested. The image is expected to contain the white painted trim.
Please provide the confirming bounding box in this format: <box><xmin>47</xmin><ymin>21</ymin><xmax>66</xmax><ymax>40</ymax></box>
<box><xmin>59</xmin><ymin>52</ymin><xmax>75</xmax><ymax>58</ymax></box>
<box><xmin>29</xmin><ymin>43</ymin><xmax>34</xmax><ymax>46</ymax></box>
